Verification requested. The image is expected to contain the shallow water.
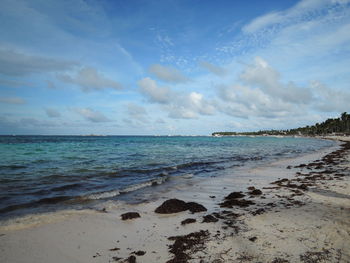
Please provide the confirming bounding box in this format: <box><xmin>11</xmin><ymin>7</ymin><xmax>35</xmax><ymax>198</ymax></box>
<box><xmin>0</xmin><ymin>135</ymin><xmax>335</xmax><ymax>218</ymax></box>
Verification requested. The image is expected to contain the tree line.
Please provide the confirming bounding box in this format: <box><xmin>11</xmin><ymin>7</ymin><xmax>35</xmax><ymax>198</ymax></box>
<box><xmin>212</xmin><ymin>112</ymin><xmax>350</xmax><ymax>137</ymax></box>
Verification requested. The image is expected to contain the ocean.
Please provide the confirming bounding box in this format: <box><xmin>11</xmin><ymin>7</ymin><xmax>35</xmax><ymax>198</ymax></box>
<box><xmin>0</xmin><ymin>135</ymin><xmax>335</xmax><ymax>219</ymax></box>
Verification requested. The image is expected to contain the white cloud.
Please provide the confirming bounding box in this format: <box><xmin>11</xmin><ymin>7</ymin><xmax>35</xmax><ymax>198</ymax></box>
<box><xmin>216</xmin><ymin>83</ymin><xmax>300</xmax><ymax>119</ymax></box>
<box><xmin>0</xmin><ymin>97</ymin><xmax>26</xmax><ymax>104</ymax></box>
<box><xmin>311</xmin><ymin>81</ymin><xmax>350</xmax><ymax>112</ymax></box>
<box><xmin>126</xmin><ymin>103</ymin><xmax>149</xmax><ymax>124</ymax></box>
<box><xmin>214</xmin><ymin>57</ymin><xmax>317</xmax><ymax>119</ymax></box>
<box><xmin>58</xmin><ymin>67</ymin><xmax>122</xmax><ymax>92</ymax></box>
<box><xmin>243</xmin><ymin>12</ymin><xmax>285</xmax><ymax>34</ymax></box>
<box><xmin>127</xmin><ymin>103</ymin><xmax>147</xmax><ymax>116</ymax></box>
<box><xmin>138</xmin><ymin>77</ymin><xmax>215</xmax><ymax>119</ymax></box>
<box><xmin>242</xmin><ymin>0</ymin><xmax>333</xmax><ymax>34</ymax></box>
<box><xmin>167</xmin><ymin>106</ymin><xmax>197</xmax><ymax>119</ymax></box>
<box><xmin>45</xmin><ymin>108</ymin><xmax>61</xmax><ymax>118</ymax></box>
<box><xmin>149</xmin><ymin>64</ymin><xmax>189</xmax><ymax>83</ymax></box>
<box><xmin>188</xmin><ymin>92</ymin><xmax>215</xmax><ymax>116</ymax></box>
<box><xmin>199</xmin><ymin>61</ymin><xmax>227</xmax><ymax>76</ymax></box>
<box><xmin>239</xmin><ymin>57</ymin><xmax>313</xmax><ymax>104</ymax></box>
<box><xmin>0</xmin><ymin>48</ymin><xmax>77</xmax><ymax>76</ymax></box>
<box><xmin>75</xmin><ymin>108</ymin><xmax>111</xmax><ymax>122</ymax></box>
<box><xmin>138</xmin><ymin>77</ymin><xmax>172</xmax><ymax>104</ymax></box>
<box><xmin>215</xmin><ymin>55</ymin><xmax>350</xmax><ymax>122</ymax></box>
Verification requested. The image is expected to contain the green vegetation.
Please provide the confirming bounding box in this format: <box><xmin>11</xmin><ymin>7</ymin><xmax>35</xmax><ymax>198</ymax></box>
<box><xmin>212</xmin><ymin>112</ymin><xmax>350</xmax><ymax>137</ymax></box>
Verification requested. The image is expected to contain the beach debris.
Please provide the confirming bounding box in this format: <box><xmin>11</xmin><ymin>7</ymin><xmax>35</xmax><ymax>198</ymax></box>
<box><xmin>298</xmin><ymin>184</ymin><xmax>308</xmax><ymax>190</ymax></box>
<box><xmin>247</xmin><ymin>186</ymin><xmax>255</xmax><ymax>191</ymax></box>
<box><xmin>121</xmin><ymin>212</ymin><xmax>141</xmax><ymax>220</ymax></box>
<box><xmin>225</xmin><ymin>191</ymin><xmax>245</xmax><ymax>199</ymax></box>
<box><xmin>249</xmin><ymin>236</ymin><xmax>257</xmax><ymax>242</ymax></box>
<box><xmin>109</xmin><ymin>247</ymin><xmax>120</xmax><ymax>251</ymax></box>
<box><xmin>186</xmin><ymin>202</ymin><xmax>207</xmax><ymax>213</ymax></box>
<box><xmin>93</xmin><ymin>252</ymin><xmax>101</xmax><ymax>258</ymax></box>
<box><xmin>127</xmin><ymin>255</ymin><xmax>136</xmax><ymax>263</ymax></box>
<box><xmin>202</xmin><ymin>214</ymin><xmax>219</xmax><ymax>223</ymax></box>
<box><xmin>220</xmin><ymin>198</ymin><xmax>255</xmax><ymax>208</ymax></box>
<box><xmin>97</xmin><ymin>207</ymin><xmax>108</xmax><ymax>213</ymax></box>
<box><xmin>181</xmin><ymin>218</ymin><xmax>196</xmax><ymax>225</ymax></box>
<box><xmin>209</xmin><ymin>195</ymin><xmax>216</xmax><ymax>198</ymax></box>
<box><xmin>299</xmin><ymin>249</ymin><xmax>331</xmax><ymax>263</ymax></box>
<box><xmin>272</xmin><ymin>178</ymin><xmax>289</xmax><ymax>185</ymax></box>
<box><xmin>112</xmin><ymin>256</ymin><xmax>123</xmax><ymax>261</ymax></box>
<box><xmin>271</xmin><ymin>257</ymin><xmax>290</xmax><ymax>263</ymax></box>
<box><xmin>167</xmin><ymin>230</ymin><xmax>210</xmax><ymax>263</ymax></box>
<box><xmin>249</xmin><ymin>189</ymin><xmax>262</xmax><ymax>195</ymax></box>
<box><xmin>132</xmin><ymin>251</ymin><xmax>146</xmax><ymax>256</ymax></box>
<box><xmin>251</xmin><ymin>208</ymin><xmax>265</xmax><ymax>216</ymax></box>
<box><xmin>155</xmin><ymin>199</ymin><xmax>207</xmax><ymax>214</ymax></box>
<box><xmin>236</xmin><ymin>252</ymin><xmax>255</xmax><ymax>262</ymax></box>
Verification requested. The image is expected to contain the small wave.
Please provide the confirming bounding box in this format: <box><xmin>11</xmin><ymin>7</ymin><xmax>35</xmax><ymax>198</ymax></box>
<box><xmin>33</xmin><ymin>159</ymin><xmax>50</xmax><ymax>164</ymax></box>
<box><xmin>86</xmin><ymin>190</ymin><xmax>121</xmax><ymax>200</ymax></box>
<box><xmin>51</xmin><ymin>183</ymin><xmax>81</xmax><ymax>192</ymax></box>
<box><xmin>84</xmin><ymin>176</ymin><xmax>169</xmax><ymax>200</ymax></box>
<box><xmin>178</xmin><ymin>173</ymin><xmax>194</xmax><ymax>179</ymax></box>
<box><xmin>0</xmin><ymin>165</ymin><xmax>27</xmax><ymax>170</ymax></box>
<box><xmin>176</xmin><ymin>160</ymin><xmax>217</xmax><ymax>169</ymax></box>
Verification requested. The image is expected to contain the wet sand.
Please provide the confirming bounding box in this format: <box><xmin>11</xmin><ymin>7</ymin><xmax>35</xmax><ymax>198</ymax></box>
<box><xmin>0</xmin><ymin>138</ymin><xmax>349</xmax><ymax>263</ymax></box>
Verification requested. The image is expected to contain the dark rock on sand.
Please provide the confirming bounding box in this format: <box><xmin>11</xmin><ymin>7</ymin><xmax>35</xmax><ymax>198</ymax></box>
<box><xmin>121</xmin><ymin>212</ymin><xmax>141</xmax><ymax>220</ymax></box>
<box><xmin>155</xmin><ymin>199</ymin><xmax>188</xmax><ymax>214</ymax></box>
<box><xmin>249</xmin><ymin>189</ymin><xmax>262</xmax><ymax>195</ymax></box>
<box><xmin>272</xmin><ymin>178</ymin><xmax>289</xmax><ymax>185</ymax></box>
<box><xmin>225</xmin><ymin>191</ymin><xmax>245</xmax><ymax>199</ymax></box>
<box><xmin>127</xmin><ymin>255</ymin><xmax>136</xmax><ymax>263</ymax></box>
<box><xmin>271</xmin><ymin>258</ymin><xmax>290</xmax><ymax>263</ymax></box>
<box><xmin>202</xmin><ymin>214</ymin><xmax>219</xmax><ymax>223</ymax></box>
<box><xmin>181</xmin><ymin>218</ymin><xmax>197</xmax><ymax>225</ymax></box>
<box><xmin>220</xmin><ymin>199</ymin><xmax>255</xmax><ymax>208</ymax></box>
<box><xmin>155</xmin><ymin>199</ymin><xmax>207</xmax><ymax>214</ymax></box>
<box><xmin>249</xmin><ymin>236</ymin><xmax>257</xmax><ymax>242</ymax></box>
<box><xmin>212</xmin><ymin>212</ymin><xmax>225</xmax><ymax>219</ymax></box>
<box><xmin>186</xmin><ymin>202</ymin><xmax>207</xmax><ymax>213</ymax></box>
<box><xmin>247</xmin><ymin>186</ymin><xmax>255</xmax><ymax>191</ymax></box>
<box><xmin>251</xmin><ymin>208</ymin><xmax>265</xmax><ymax>216</ymax></box>
<box><xmin>132</xmin><ymin>251</ymin><xmax>146</xmax><ymax>256</ymax></box>
<box><xmin>298</xmin><ymin>184</ymin><xmax>308</xmax><ymax>190</ymax></box>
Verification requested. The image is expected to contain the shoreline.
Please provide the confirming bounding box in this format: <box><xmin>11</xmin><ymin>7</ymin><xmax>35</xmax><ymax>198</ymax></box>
<box><xmin>0</xmin><ymin>137</ymin><xmax>338</xmax><ymax>225</ymax></box>
<box><xmin>0</xmin><ymin>136</ymin><xmax>335</xmax><ymax>221</ymax></box>
<box><xmin>1</xmin><ymin>138</ymin><xmax>349</xmax><ymax>262</ymax></box>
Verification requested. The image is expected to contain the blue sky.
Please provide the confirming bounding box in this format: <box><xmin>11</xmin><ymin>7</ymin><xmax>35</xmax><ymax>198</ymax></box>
<box><xmin>0</xmin><ymin>0</ymin><xmax>349</xmax><ymax>135</ymax></box>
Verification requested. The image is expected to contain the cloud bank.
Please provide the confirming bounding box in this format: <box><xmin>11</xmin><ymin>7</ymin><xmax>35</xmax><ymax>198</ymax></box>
<box><xmin>149</xmin><ymin>64</ymin><xmax>189</xmax><ymax>83</ymax></box>
<box><xmin>0</xmin><ymin>48</ymin><xmax>77</xmax><ymax>76</ymax></box>
<box><xmin>75</xmin><ymin>108</ymin><xmax>111</xmax><ymax>122</ymax></box>
<box><xmin>58</xmin><ymin>67</ymin><xmax>122</xmax><ymax>92</ymax></box>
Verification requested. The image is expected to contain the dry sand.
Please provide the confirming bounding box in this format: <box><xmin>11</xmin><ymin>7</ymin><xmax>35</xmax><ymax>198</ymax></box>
<box><xmin>0</xmin><ymin>137</ymin><xmax>349</xmax><ymax>263</ymax></box>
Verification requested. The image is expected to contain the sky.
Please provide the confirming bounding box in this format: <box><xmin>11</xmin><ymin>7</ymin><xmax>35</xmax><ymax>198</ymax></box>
<box><xmin>0</xmin><ymin>0</ymin><xmax>349</xmax><ymax>135</ymax></box>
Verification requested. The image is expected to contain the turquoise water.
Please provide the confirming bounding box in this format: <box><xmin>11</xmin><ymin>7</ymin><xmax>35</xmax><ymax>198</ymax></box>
<box><xmin>0</xmin><ymin>135</ymin><xmax>335</xmax><ymax>218</ymax></box>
